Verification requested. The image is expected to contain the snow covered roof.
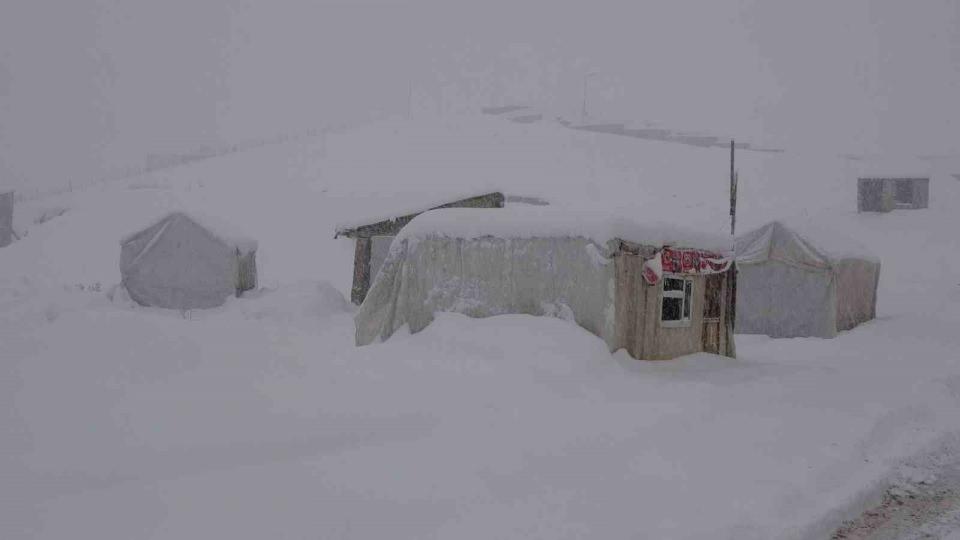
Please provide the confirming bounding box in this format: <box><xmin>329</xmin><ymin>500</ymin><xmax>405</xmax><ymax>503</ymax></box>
<box><xmin>851</xmin><ymin>156</ymin><xmax>933</xmax><ymax>179</ymax></box>
<box><xmin>396</xmin><ymin>207</ymin><xmax>734</xmax><ymax>253</ymax></box>
<box><xmin>736</xmin><ymin>220</ymin><xmax>877</xmax><ymax>267</ymax></box>
<box><xmin>334</xmin><ymin>191</ymin><xmax>505</xmax><ymax>235</ymax></box>
<box><xmin>121</xmin><ymin>211</ymin><xmax>258</xmax><ymax>254</ymax></box>
<box><xmin>322</xmin><ymin>115</ymin><xmax>756</xmax><ymax>237</ymax></box>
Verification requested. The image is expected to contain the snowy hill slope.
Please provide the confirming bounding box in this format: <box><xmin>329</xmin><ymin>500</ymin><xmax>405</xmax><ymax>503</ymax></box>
<box><xmin>2</xmin><ymin>116</ymin><xmax>960</xmax><ymax>539</ymax></box>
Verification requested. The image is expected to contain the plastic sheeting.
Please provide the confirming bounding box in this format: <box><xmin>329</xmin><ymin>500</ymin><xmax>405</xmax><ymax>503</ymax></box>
<box><xmin>120</xmin><ymin>212</ymin><xmax>257</xmax><ymax>310</ymax></box>
<box><xmin>356</xmin><ymin>235</ymin><xmax>617</xmax><ymax>347</ymax></box>
<box><xmin>735</xmin><ymin>221</ymin><xmax>879</xmax><ymax>338</ymax></box>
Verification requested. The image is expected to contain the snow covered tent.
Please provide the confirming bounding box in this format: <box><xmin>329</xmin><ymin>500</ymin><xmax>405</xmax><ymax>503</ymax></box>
<box><xmin>335</xmin><ymin>192</ymin><xmax>505</xmax><ymax>305</ymax></box>
<box><xmin>355</xmin><ymin>208</ymin><xmax>737</xmax><ymax>361</ymax></box>
<box><xmin>0</xmin><ymin>190</ymin><xmax>13</xmax><ymax>248</ymax></box>
<box><xmin>735</xmin><ymin>221</ymin><xmax>880</xmax><ymax>338</ymax></box>
<box><xmin>120</xmin><ymin>212</ymin><xmax>258</xmax><ymax>310</ymax></box>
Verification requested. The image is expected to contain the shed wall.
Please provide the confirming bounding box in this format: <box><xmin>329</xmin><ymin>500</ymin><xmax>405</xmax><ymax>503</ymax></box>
<box><xmin>0</xmin><ymin>191</ymin><xmax>13</xmax><ymax>248</ymax></box>
<box><xmin>912</xmin><ymin>178</ymin><xmax>930</xmax><ymax>209</ymax></box>
<box><xmin>614</xmin><ymin>251</ymin><xmax>734</xmax><ymax>359</ymax></box>
<box><xmin>643</xmin><ymin>274</ymin><xmax>707</xmax><ymax>360</ymax></box>
<box><xmin>834</xmin><ymin>258</ymin><xmax>879</xmax><ymax>331</ymax></box>
<box><xmin>858</xmin><ymin>178</ymin><xmax>929</xmax><ymax>212</ymax></box>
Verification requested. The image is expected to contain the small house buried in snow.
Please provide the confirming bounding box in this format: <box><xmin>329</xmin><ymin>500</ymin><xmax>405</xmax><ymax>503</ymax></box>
<box><xmin>735</xmin><ymin>221</ymin><xmax>879</xmax><ymax>338</ymax></box>
<box><xmin>335</xmin><ymin>192</ymin><xmax>505</xmax><ymax>305</ymax></box>
<box><xmin>120</xmin><ymin>212</ymin><xmax>257</xmax><ymax>310</ymax></box>
<box><xmin>355</xmin><ymin>208</ymin><xmax>736</xmax><ymax>361</ymax></box>
<box><xmin>0</xmin><ymin>190</ymin><xmax>13</xmax><ymax>248</ymax></box>
<box><xmin>857</xmin><ymin>177</ymin><xmax>929</xmax><ymax>212</ymax></box>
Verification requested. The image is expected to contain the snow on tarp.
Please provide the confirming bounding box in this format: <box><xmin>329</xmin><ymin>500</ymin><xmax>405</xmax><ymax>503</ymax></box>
<box><xmin>736</xmin><ymin>220</ymin><xmax>878</xmax><ymax>267</ymax></box>
<box><xmin>394</xmin><ymin>207</ymin><xmax>734</xmax><ymax>254</ymax></box>
<box><xmin>121</xmin><ymin>209</ymin><xmax>258</xmax><ymax>255</ymax></box>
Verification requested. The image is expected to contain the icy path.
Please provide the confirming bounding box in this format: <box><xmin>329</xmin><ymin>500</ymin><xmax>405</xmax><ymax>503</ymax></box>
<box><xmin>831</xmin><ymin>439</ymin><xmax>960</xmax><ymax>539</ymax></box>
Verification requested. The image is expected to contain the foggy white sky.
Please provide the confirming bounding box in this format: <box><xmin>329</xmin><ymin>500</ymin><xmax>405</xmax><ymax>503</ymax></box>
<box><xmin>1</xmin><ymin>0</ymin><xmax>957</xmax><ymax>191</ymax></box>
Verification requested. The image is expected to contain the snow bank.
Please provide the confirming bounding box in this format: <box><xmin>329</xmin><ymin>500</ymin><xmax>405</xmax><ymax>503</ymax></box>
<box><xmin>397</xmin><ymin>207</ymin><xmax>734</xmax><ymax>253</ymax></box>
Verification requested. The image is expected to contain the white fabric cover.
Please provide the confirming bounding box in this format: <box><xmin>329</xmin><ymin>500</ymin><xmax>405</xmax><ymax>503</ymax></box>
<box><xmin>120</xmin><ymin>212</ymin><xmax>256</xmax><ymax>310</ymax></box>
<box><xmin>735</xmin><ymin>221</ymin><xmax>879</xmax><ymax>338</ymax></box>
<box><xmin>368</xmin><ymin>235</ymin><xmax>395</xmax><ymax>287</ymax></box>
<box><xmin>356</xmin><ymin>235</ymin><xmax>617</xmax><ymax>347</ymax></box>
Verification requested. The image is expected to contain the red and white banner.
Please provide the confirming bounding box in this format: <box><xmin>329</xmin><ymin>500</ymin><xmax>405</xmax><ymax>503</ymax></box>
<box><xmin>642</xmin><ymin>247</ymin><xmax>732</xmax><ymax>285</ymax></box>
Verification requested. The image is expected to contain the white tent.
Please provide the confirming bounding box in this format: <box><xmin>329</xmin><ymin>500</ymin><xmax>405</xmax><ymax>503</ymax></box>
<box><xmin>735</xmin><ymin>221</ymin><xmax>879</xmax><ymax>338</ymax></box>
<box><xmin>120</xmin><ymin>212</ymin><xmax>258</xmax><ymax>310</ymax></box>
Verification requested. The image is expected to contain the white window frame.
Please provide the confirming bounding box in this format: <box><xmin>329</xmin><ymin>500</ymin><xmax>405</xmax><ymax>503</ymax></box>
<box><xmin>660</xmin><ymin>274</ymin><xmax>694</xmax><ymax>328</ymax></box>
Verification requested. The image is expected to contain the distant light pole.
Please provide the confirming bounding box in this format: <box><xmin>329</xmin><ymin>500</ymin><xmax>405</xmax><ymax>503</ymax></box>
<box><xmin>581</xmin><ymin>72</ymin><xmax>599</xmax><ymax>124</ymax></box>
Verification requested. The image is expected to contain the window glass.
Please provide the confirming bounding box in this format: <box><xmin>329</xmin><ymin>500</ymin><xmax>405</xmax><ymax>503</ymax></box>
<box><xmin>662</xmin><ymin>297</ymin><xmax>683</xmax><ymax>321</ymax></box>
<box><xmin>661</xmin><ymin>276</ymin><xmax>693</xmax><ymax>323</ymax></box>
<box><xmin>663</xmin><ymin>278</ymin><xmax>684</xmax><ymax>292</ymax></box>
<box><xmin>895</xmin><ymin>180</ymin><xmax>913</xmax><ymax>204</ymax></box>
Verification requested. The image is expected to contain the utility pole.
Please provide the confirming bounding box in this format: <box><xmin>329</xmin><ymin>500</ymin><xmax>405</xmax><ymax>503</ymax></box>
<box><xmin>727</xmin><ymin>139</ymin><xmax>739</xmax><ymax>350</ymax></box>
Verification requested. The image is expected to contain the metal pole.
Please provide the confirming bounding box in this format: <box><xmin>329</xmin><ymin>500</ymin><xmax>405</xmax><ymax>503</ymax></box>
<box><xmin>730</xmin><ymin>140</ymin><xmax>736</xmax><ymax>236</ymax></box>
<box><xmin>728</xmin><ymin>139</ymin><xmax>738</xmax><ymax>348</ymax></box>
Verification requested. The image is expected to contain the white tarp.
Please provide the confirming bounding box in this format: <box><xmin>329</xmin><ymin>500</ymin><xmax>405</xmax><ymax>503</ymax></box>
<box><xmin>120</xmin><ymin>212</ymin><xmax>257</xmax><ymax>310</ymax></box>
<box><xmin>356</xmin><ymin>234</ymin><xmax>618</xmax><ymax>347</ymax></box>
<box><xmin>735</xmin><ymin>221</ymin><xmax>879</xmax><ymax>338</ymax></box>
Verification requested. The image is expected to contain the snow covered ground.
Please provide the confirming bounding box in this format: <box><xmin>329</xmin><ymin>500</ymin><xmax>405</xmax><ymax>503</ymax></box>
<box><xmin>2</xmin><ymin>116</ymin><xmax>960</xmax><ymax>539</ymax></box>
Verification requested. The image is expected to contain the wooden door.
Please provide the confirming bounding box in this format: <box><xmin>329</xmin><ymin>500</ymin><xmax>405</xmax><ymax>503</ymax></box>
<box><xmin>701</xmin><ymin>274</ymin><xmax>723</xmax><ymax>354</ymax></box>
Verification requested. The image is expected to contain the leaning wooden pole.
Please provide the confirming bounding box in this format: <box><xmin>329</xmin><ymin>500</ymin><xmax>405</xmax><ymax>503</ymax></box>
<box><xmin>727</xmin><ymin>140</ymin><xmax>738</xmax><ymax>356</ymax></box>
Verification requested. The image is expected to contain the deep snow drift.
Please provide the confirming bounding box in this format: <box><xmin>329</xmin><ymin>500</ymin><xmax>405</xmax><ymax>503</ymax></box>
<box><xmin>2</xmin><ymin>116</ymin><xmax>960</xmax><ymax>539</ymax></box>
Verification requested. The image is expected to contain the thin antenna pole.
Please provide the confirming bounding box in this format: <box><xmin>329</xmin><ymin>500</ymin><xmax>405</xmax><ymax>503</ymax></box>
<box><xmin>730</xmin><ymin>140</ymin><xmax>737</xmax><ymax>236</ymax></box>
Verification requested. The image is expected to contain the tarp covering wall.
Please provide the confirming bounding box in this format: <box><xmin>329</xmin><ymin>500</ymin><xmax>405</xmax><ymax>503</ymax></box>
<box><xmin>356</xmin><ymin>235</ymin><xmax>617</xmax><ymax>347</ymax></box>
<box><xmin>120</xmin><ymin>212</ymin><xmax>257</xmax><ymax>310</ymax></box>
<box><xmin>735</xmin><ymin>221</ymin><xmax>879</xmax><ymax>338</ymax></box>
